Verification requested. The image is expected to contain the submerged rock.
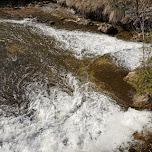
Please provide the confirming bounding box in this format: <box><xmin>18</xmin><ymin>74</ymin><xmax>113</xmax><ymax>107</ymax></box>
<box><xmin>87</xmin><ymin>55</ymin><xmax>134</xmax><ymax>108</ymax></box>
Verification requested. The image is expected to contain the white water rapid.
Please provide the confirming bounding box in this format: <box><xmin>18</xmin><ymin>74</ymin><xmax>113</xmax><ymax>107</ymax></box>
<box><xmin>0</xmin><ymin>73</ymin><xmax>151</xmax><ymax>152</ymax></box>
<box><xmin>0</xmin><ymin>18</ymin><xmax>144</xmax><ymax>70</ymax></box>
<box><xmin>0</xmin><ymin>19</ymin><xmax>151</xmax><ymax>152</ymax></box>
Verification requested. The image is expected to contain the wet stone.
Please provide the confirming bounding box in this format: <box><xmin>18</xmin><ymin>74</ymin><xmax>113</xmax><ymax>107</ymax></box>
<box><xmin>62</xmin><ymin>138</ymin><xmax>68</xmax><ymax>146</ymax></box>
<box><xmin>49</xmin><ymin>20</ymin><xmax>55</xmax><ymax>25</ymax></box>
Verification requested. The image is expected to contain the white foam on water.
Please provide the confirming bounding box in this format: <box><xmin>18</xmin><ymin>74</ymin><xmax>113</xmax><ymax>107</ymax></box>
<box><xmin>32</xmin><ymin>23</ymin><xmax>143</xmax><ymax>70</ymax></box>
<box><xmin>0</xmin><ymin>18</ymin><xmax>143</xmax><ymax>70</ymax></box>
<box><xmin>0</xmin><ymin>19</ymin><xmax>151</xmax><ymax>152</ymax></box>
<box><xmin>0</xmin><ymin>74</ymin><xmax>151</xmax><ymax>152</ymax></box>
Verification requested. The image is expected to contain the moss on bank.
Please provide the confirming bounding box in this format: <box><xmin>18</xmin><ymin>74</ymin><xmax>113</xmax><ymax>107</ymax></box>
<box><xmin>87</xmin><ymin>55</ymin><xmax>135</xmax><ymax>107</ymax></box>
<box><xmin>124</xmin><ymin>62</ymin><xmax>152</xmax><ymax>110</ymax></box>
<box><xmin>132</xmin><ymin>67</ymin><xmax>152</xmax><ymax>96</ymax></box>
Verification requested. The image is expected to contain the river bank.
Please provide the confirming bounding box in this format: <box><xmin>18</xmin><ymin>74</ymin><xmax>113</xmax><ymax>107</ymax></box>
<box><xmin>0</xmin><ymin>0</ymin><xmax>145</xmax><ymax>41</ymax></box>
<box><xmin>1</xmin><ymin>0</ymin><xmax>152</xmax><ymax>41</ymax></box>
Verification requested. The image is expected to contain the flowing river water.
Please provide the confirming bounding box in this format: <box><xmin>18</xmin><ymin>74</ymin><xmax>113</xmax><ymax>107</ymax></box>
<box><xmin>0</xmin><ymin>19</ymin><xmax>151</xmax><ymax>152</ymax></box>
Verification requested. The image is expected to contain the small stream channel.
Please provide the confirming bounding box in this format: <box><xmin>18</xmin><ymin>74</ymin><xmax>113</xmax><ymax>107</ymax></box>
<box><xmin>0</xmin><ymin>19</ymin><xmax>151</xmax><ymax>152</ymax></box>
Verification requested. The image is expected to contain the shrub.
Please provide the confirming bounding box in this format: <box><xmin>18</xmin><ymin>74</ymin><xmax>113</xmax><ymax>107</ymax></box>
<box><xmin>132</xmin><ymin>65</ymin><xmax>152</xmax><ymax>95</ymax></box>
<box><xmin>132</xmin><ymin>32</ymin><xmax>152</xmax><ymax>95</ymax></box>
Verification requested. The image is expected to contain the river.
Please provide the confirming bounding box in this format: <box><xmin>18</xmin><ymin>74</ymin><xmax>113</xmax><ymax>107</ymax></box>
<box><xmin>0</xmin><ymin>19</ymin><xmax>151</xmax><ymax>152</ymax></box>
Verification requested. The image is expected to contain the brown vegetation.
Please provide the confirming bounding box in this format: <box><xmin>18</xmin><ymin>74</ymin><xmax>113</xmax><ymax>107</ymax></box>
<box><xmin>57</xmin><ymin>0</ymin><xmax>152</xmax><ymax>31</ymax></box>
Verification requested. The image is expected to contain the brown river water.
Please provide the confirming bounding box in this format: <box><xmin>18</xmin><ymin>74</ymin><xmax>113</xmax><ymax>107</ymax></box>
<box><xmin>0</xmin><ymin>18</ymin><xmax>151</xmax><ymax>152</ymax></box>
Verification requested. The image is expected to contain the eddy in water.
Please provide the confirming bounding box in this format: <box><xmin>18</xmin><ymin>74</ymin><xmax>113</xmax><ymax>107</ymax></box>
<box><xmin>0</xmin><ymin>19</ymin><xmax>151</xmax><ymax>152</ymax></box>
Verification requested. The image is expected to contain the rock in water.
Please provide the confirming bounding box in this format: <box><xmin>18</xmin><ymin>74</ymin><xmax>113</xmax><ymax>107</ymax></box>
<box><xmin>132</xmin><ymin>94</ymin><xmax>152</xmax><ymax>110</ymax></box>
<box><xmin>98</xmin><ymin>23</ymin><xmax>117</xmax><ymax>34</ymax></box>
<box><xmin>49</xmin><ymin>21</ymin><xmax>55</xmax><ymax>25</ymax></box>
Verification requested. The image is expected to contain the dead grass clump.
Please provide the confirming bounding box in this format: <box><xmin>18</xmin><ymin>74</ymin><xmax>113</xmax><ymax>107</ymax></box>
<box><xmin>58</xmin><ymin>0</ymin><xmax>105</xmax><ymax>20</ymax></box>
<box><xmin>57</xmin><ymin>0</ymin><xmax>130</xmax><ymax>22</ymax></box>
<box><xmin>57</xmin><ymin>0</ymin><xmax>152</xmax><ymax>24</ymax></box>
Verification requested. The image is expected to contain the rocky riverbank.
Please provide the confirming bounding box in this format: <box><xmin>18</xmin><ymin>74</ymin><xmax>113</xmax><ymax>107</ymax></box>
<box><xmin>0</xmin><ymin>0</ymin><xmax>149</xmax><ymax>41</ymax></box>
<box><xmin>0</xmin><ymin>0</ymin><xmax>152</xmax><ymax>38</ymax></box>
<box><xmin>123</xmin><ymin>70</ymin><xmax>152</xmax><ymax>152</ymax></box>
<box><xmin>57</xmin><ymin>0</ymin><xmax>152</xmax><ymax>31</ymax></box>
<box><xmin>124</xmin><ymin>71</ymin><xmax>152</xmax><ymax>110</ymax></box>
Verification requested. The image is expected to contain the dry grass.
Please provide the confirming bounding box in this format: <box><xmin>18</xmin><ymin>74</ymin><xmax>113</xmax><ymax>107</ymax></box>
<box><xmin>58</xmin><ymin>0</ymin><xmax>105</xmax><ymax>20</ymax></box>
<box><xmin>57</xmin><ymin>0</ymin><xmax>152</xmax><ymax>23</ymax></box>
<box><xmin>57</xmin><ymin>0</ymin><xmax>126</xmax><ymax>22</ymax></box>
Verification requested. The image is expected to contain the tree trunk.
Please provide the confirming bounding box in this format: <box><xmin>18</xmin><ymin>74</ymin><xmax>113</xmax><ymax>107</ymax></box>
<box><xmin>136</xmin><ymin>0</ymin><xmax>139</xmax><ymax>17</ymax></box>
